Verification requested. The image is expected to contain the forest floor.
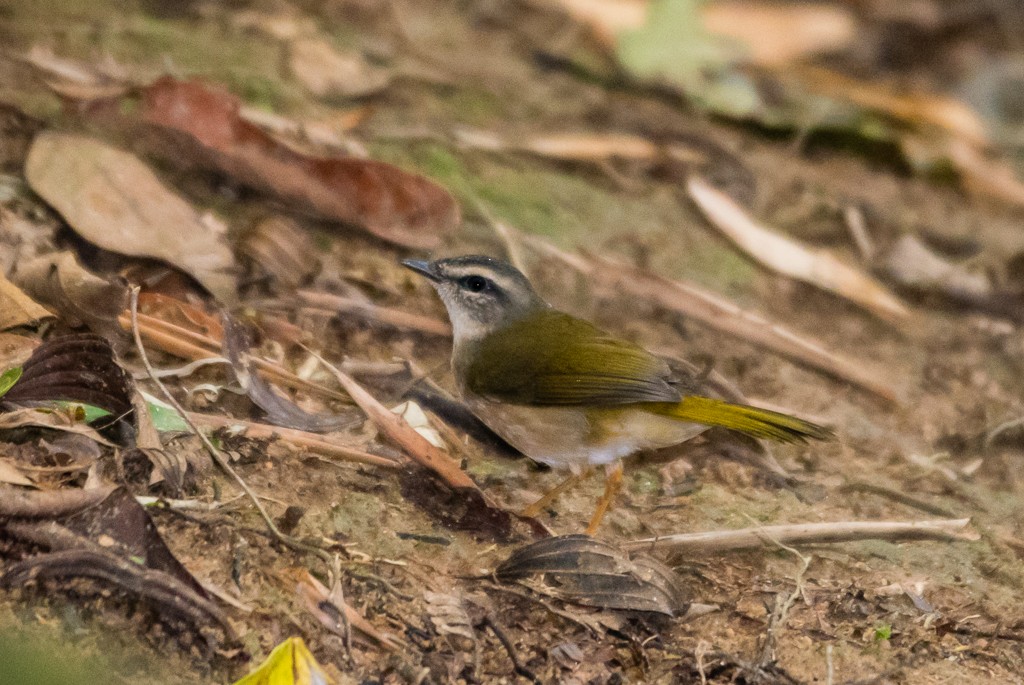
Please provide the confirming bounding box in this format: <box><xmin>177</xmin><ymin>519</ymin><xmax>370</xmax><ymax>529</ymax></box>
<box><xmin>2</xmin><ymin>1</ymin><xmax>1024</xmax><ymax>684</ymax></box>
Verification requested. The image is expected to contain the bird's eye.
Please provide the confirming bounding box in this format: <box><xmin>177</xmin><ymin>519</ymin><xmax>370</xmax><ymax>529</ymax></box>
<box><xmin>460</xmin><ymin>275</ymin><xmax>489</xmax><ymax>293</ymax></box>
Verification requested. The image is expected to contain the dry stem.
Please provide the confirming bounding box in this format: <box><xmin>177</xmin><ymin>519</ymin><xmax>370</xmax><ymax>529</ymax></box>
<box><xmin>623</xmin><ymin>518</ymin><xmax>975</xmax><ymax>554</ymax></box>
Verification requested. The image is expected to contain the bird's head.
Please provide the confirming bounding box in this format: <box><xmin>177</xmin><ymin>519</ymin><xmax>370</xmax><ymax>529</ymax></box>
<box><xmin>403</xmin><ymin>255</ymin><xmax>546</xmax><ymax>343</ymax></box>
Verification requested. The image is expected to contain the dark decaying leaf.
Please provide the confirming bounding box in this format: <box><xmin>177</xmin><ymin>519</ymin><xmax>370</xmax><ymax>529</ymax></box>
<box><xmin>2</xmin><ymin>334</ymin><xmax>133</xmax><ymax>418</ymax></box>
<box><xmin>496</xmin><ymin>534</ymin><xmax>689</xmax><ymax>616</ymax></box>
<box><xmin>0</xmin><ymin>407</ymin><xmax>115</xmax><ymax>447</ymax></box>
<box><xmin>139</xmin><ymin>76</ymin><xmax>460</xmax><ymax>249</ymax></box>
<box><xmin>221</xmin><ymin>314</ymin><xmax>345</xmax><ymax>433</ymax></box>
<box><xmin>0</xmin><ymin>487</ymin><xmax>230</xmax><ymax>642</ymax></box>
<box><xmin>62</xmin><ymin>487</ymin><xmax>207</xmax><ymax>595</ymax></box>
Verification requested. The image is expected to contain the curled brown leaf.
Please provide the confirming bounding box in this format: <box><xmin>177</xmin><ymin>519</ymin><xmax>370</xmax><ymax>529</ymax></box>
<box><xmin>140</xmin><ymin>77</ymin><xmax>460</xmax><ymax>249</ymax></box>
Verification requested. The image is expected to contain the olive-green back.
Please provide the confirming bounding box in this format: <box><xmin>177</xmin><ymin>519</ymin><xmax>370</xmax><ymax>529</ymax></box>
<box><xmin>463</xmin><ymin>310</ymin><xmax>679</xmax><ymax>406</ymax></box>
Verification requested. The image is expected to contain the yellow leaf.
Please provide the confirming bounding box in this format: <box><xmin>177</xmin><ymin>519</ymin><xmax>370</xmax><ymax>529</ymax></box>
<box><xmin>232</xmin><ymin>637</ymin><xmax>336</xmax><ymax>685</ymax></box>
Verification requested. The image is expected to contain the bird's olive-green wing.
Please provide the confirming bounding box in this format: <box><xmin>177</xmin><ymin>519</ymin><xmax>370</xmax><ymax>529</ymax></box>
<box><xmin>463</xmin><ymin>310</ymin><xmax>679</xmax><ymax>406</ymax></box>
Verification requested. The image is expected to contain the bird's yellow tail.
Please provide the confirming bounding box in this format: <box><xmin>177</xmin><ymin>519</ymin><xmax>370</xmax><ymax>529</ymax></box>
<box><xmin>649</xmin><ymin>396</ymin><xmax>832</xmax><ymax>443</ymax></box>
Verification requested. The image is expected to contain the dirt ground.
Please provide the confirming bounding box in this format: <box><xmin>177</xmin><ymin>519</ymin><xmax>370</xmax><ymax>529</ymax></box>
<box><xmin>3</xmin><ymin>1</ymin><xmax>1024</xmax><ymax>684</ymax></box>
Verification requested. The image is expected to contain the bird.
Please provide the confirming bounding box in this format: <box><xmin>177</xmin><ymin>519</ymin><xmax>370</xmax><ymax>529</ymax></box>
<box><xmin>403</xmin><ymin>255</ymin><xmax>832</xmax><ymax>533</ymax></box>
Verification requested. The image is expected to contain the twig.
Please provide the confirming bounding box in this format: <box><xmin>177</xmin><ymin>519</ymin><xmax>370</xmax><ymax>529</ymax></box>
<box><xmin>118</xmin><ymin>312</ymin><xmax>351</xmax><ymax>403</ymax></box>
<box><xmin>623</xmin><ymin>518</ymin><xmax>976</xmax><ymax>554</ymax></box>
<box><xmin>839</xmin><ymin>481</ymin><xmax>957</xmax><ymax>518</ymax></box>
<box><xmin>0</xmin><ymin>485</ymin><xmax>115</xmax><ymax>518</ymax></box>
<box><xmin>480</xmin><ymin>614</ymin><xmax>541</xmax><ymax>684</ymax></box>
<box><xmin>288</xmin><ymin>567</ymin><xmax>404</xmax><ymax>651</ymax></box>
<box><xmin>128</xmin><ymin>288</ymin><xmax>330</xmax><ymax>565</ymax></box>
<box><xmin>843</xmin><ymin>205</ymin><xmax>875</xmax><ymax>263</ymax></box>
<box><xmin>296</xmin><ymin>290</ymin><xmax>451</xmax><ymax>337</ymax></box>
<box><xmin>756</xmin><ymin>525</ymin><xmax>812</xmax><ymax>665</ymax></box>
<box><xmin>826</xmin><ymin>644</ymin><xmax>834</xmax><ymax>685</ymax></box>
<box><xmin>184</xmin><ymin>412</ymin><xmax>400</xmax><ymax>468</ymax></box>
<box><xmin>328</xmin><ymin>554</ymin><xmax>353</xmax><ymax>664</ymax></box>
<box><xmin>308</xmin><ymin>349</ymin><xmax>480</xmax><ymax>491</ymax></box>
<box><xmin>687</xmin><ymin>175</ymin><xmax>910</xmax><ymax>326</ymax></box>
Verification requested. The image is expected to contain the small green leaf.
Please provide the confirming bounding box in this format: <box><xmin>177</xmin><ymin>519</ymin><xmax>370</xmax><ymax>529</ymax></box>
<box><xmin>873</xmin><ymin>624</ymin><xmax>892</xmax><ymax>641</ymax></box>
<box><xmin>139</xmin><ymin>391</ymin><xmax>189</xmax><ymax>432</ymax></box>
<box><xmin>0</xmin><ymin>367</ymin><xmax>21</xmax><ymax>399</ymax></box>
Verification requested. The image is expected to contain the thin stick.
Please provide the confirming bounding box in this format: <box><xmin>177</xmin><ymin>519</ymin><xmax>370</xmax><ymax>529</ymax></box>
<box><xmin>118</xmin><ymin>312</ymin><xmax>351</xmax><ymax>403</ymax></box>
<box><xmin>0</xmin><ymin>485</ymin><xmax>115</xmax><ymax>518</ymax></box>
<box><xmin>296</xmin><ymin>290</ymin><xmax>451</xmax><ymax>337</ymax></box>
<box><xmin>843</xmin><ymin>205</ymin><xmax>875</xmax><ymax>262</ymax></box>
<box><xmin>481</xmin><ymin>615</ymin><xmax>541</xmax><ymax>684</ymax></box>
<box><xmin>753</xmin><ymin>521</ymin><xmax>813</xmax><ymax>665</ymax></box>
<box><xmin>687</xmin><ymin>176</ymin><xmax>910</xmax><ymax>326</ymax></box>
<box><xmin>308</xmin><ymin>349</ymin><xmax>480</xmax><ymax>491</ymax></box>
<box><xmin>129</xmin><ymin>288</ymin><xmax>330</xmax><ymax>564</ymax></box>
<box><xmin>185</xmin><ymin>412</ymin><xmax>400</xmax><ymax>468</ymax></box>
<box><xmin>839</xmin><ymin>481</ymin><xmax>957</xmax><ymax>518</ymax></box>
<box><xmin>623</xmin><ymin>518</ymin><xmax>976</xmax><ymax>554</ymax></box>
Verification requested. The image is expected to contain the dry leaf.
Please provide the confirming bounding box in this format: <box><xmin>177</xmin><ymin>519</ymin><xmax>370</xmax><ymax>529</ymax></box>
<box><xmin>222</xmin><ymin>315</ymin><xmax>345</xmax><ymax>433</ymax></box>
<box><xmin>232</xmin><ymin>637</ymin><xmax>336</xmax><ymax>685</ymax></box>
<box><xmin>687</xmin><ymin>176</ymin><xmax>911</xmax><ymax>326</ymax></box>
<box><xmin>0</xmin><ymin>333</ymin><xmax>38</xmax><ymax>371</ymax></box>
<box><xmin>701</xmin><ymin>1</ymin><xmax>856</xmax><ymax>67</ymax></box>
<box><xmin>0</xmin><ymin>458</ymin><xmax>35</xmax><ymax>487</ymax></box>
<box><xmin>2</xmin><ymin>334</ymin><xmax>134</xmax><ymax>419</ymax></box>
<box><xmin>139</xmin><ymin>77</ymin><xmax>460</xmax><ymax>249</ymax></box>
<box><xmin>424</xmin><ymin>590</ymin><xmax>476</xmax><ymax>640</ymax></box>
<box><xmin>240</xmin><ymin>216</ymin><xmax>321</xmax><ymax>290</ymax></box>
<box><xmin>0</xmin><ymin>274</ymin><xmax>52</xmax><ymax>331</ymax></box>
<box><xmin>496</xmin><ymin>534</ymin><xmax>689</xmax><ymax>616</ymax></box>
<box><xmin>24</xmin><ymin>133</ymin><xmax>237</xmax><ymax>302</ymax></box>
<box><xmin>289</xmin><ymin>37</ymin><xmax>391</xmax><ymax>99</ymax></box>
<box><xmin>0</xmin><ymin>408</ymin><xmax>116</xmax><ymax>447</ymax></box>
<box><xmin>14</xmin><ymin>252</ymin><xmax>127</xmax><ymax>336</ymax></box>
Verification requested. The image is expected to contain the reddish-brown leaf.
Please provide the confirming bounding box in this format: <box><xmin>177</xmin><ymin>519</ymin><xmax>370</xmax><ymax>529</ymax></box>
<box><xmin>139</xmin><ymin>77</ymin><xmax>460</xmax><ymax>249</ymax></box>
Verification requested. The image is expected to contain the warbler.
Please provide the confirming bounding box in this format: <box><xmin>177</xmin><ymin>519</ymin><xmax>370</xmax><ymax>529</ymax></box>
<box><xmin>404</xmin><ymin>255</ymin><xmax>831</xmax><ymax>533</ymax></box>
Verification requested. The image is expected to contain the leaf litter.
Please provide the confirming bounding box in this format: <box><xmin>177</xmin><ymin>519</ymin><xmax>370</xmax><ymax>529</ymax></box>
<box><xmin>0</xmin><ymin>1</ymin><xmax>1024</xmax><ymax>683</ymax></box>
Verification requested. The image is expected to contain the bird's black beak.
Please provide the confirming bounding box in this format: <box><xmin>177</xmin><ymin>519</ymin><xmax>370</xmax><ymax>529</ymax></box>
<box><xmin>401</xmin><ymin>259</ymin><xmax>441</xmax><ymax>282</ymax></box>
